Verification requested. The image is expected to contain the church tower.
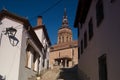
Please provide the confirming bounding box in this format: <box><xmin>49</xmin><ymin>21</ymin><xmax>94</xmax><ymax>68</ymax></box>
<box><xmin>57</xmin><ymin>8</ymin><xmax>72</xmax><ymax>44</ymax></box>
<box><xmin>50</xmin><ymin>8</ymin><xmax>78</xmax><ymax>68</ymax></box>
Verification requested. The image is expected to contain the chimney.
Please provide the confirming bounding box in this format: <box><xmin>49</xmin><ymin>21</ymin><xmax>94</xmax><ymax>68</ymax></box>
<box><xmin>37</xmin><ymin>16</ymin><xmax>42</xmax><ymax>26</ymax></box>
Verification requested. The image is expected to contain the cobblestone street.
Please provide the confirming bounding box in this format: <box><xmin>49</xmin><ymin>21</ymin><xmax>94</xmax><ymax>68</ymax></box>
<box><xmin>40</xmin><ymin>65</ymin><xmax>78</xmax><ymax>80</ymax></box>
<box><xmin>58</xmin><ymin>65</ymin><xmax>78</xmax><ymax>80</ymax></box>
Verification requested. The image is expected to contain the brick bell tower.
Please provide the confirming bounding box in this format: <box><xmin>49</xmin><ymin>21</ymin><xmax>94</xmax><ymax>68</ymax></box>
<box><xmin>50</xmin><ymin>8</ymin><xmax>78</xmax><ymax>68</ymax></box>
<box><xmin>57</xmin><ymin>8</ymin><xmax>72</xmax><ymax>44</ymax></box>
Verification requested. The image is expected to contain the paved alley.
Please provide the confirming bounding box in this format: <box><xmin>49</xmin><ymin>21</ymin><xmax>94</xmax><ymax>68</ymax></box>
<box><xmin>40</xmin><ymin>65</ymin><xmax>79</xmax><ymax>80</ymax></box>
<box><xmin>57</xmin><ymin>65</ymin><xmax>79</xmax><ymax>80</ymax></box>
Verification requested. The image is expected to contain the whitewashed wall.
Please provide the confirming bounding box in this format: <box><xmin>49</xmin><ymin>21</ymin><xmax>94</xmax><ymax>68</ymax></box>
<box><xmin>34</xmin><ymin>29</ymin><xmax>43</xmax><ymax>44</ymax></box>
<box><xmin>19</xmin><ymin>27</ymin><xmax>43</xmax><ymax>80</ymax></box>
<box><xmin>0</xmin><ymin>18</ymin><xmax>23</xmax><ymax>80</ymax></box>
<box><xmin>0</xmin><ymin>17</ymin><xmax>43</xmax><ymax>80</ymax></box>
<box><xmin>34</xmin><ymin>28</ymin><xmax>50</xmax><ymax>69</ymax></box>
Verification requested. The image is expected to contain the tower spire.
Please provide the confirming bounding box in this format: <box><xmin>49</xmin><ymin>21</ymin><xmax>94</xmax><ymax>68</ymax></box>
<box><xmin>58</xmin><ymin>8</ymin><xmax>72</xmax><ymax>44</ymax></box>
<box><xmin>64</xmin><ymin>8</ymin><xmax>67</xmax><ymax>17</ymax></box>
<box><xmin>62</xmin><ymin>8</ymin><xmax>69</xmax><ymax>28</ymax></box>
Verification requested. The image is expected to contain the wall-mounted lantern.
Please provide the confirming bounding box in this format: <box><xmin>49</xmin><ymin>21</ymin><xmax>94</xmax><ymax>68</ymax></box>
<box><xmin>5</xmin><ymin>27</ymin><xmax>17</xmax><ymax>36</ymax></box>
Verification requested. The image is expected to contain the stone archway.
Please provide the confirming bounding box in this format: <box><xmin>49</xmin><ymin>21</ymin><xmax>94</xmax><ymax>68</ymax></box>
<box><xmin>54</xmin><ymin>57</ymin><xmax>72</xmax><ymax>68</ymax></box>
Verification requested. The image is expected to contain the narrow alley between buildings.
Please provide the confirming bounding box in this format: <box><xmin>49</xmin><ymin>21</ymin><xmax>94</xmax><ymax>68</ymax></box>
<box><xmin>39</xmin><ymin>65</ymin><xmax>78</xmax><ymax>80</ymax></box>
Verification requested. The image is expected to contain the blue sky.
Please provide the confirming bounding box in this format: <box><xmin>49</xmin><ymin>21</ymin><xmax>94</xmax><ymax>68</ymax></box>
<box><xmin>0</xmin><ymin>0</ymin><xmax>78</xmax><ymax>45</ymax></box>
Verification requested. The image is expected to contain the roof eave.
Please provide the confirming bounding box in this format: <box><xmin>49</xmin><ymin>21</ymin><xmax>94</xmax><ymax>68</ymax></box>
<box><xmin>33</xmin><ymin>25</ymin><xmax>51</xmax><ymax>46</ymax></box>
<box><xmin>0</xmin><ymin>9</ymin><xmax>44</xmax><ymax>51</ymax></box>
<box><xmin>74</xmin><ymin>0</ymin><xmax>92</xmax><ymax>28</ymax></box>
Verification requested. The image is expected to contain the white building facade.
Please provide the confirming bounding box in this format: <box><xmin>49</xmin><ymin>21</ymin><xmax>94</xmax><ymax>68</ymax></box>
<box><xmin>33</xmin><ymin>16</ymin><xmax>51</xmax><ymax>70</ymax></box>
<box><xmin>0</xmin><ymin>9</ymin><xmax>45</xmax><ymax>80</ymax></box>
<box><xmin>74</xmin><ymin>0</ymin><xmax>120</xmax><ymax>80</ymax></box>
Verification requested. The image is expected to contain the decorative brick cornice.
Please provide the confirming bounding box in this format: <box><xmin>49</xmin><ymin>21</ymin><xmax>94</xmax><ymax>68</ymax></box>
<box><xmin>50</xmin><ymin>40</ymin><xmax>78</xmax><ymax>52</ymax></box>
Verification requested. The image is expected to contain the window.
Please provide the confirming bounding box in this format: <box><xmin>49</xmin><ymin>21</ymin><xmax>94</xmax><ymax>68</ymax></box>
<box><xmin>72</xmin><ymin>49</ymin><xmax>74</xmax><ymax>56</ymax></box>
<box><xmin>84</xmin><ymin>31</ymin><xmax>87</xmax><ymax>49</ymax></box>
<box><xmin>59</xmin><ymin>52</ymin><xmax>60</xmax><ymax>57</ymax></box>
<box><xmin>98</xmin><ymin>54</ymin><xmax>108</xmax><ymax>80</ymax></box>
<box><xmin>26</xmin><ymin>45</ymin><xmax>32</xmax><ymax>68</ymax></box>
<box><xmin>70</xmin><ymin>37</ymin><xmax>71</xmax><ymax>41</ymax></box>
<box><xmin>66</xmin><ymin>36</ymin><xmax>68</xmax><ymax>42</ymax></box>
<box><xmin>78</xmin><ymin>23</ymin><xmax>81</xmax><ymax>37</ymax></box>
<box><xmin>26</xmin><ymin>50</ymin><xmax>31</xmax><ymax>68</ymax></box>
<box><xmin>89</xmin><ymin>18</ymin><xmax>94</xmax><ymax>40</ymax></box>
<box><xmin>43</xmin><ymin>59</ymin><xmax>45</xmax><ymax>67</ymax></box>
<box><xmin>78</xmin><ymin>47</ymin><xmax>80</xmax><ymax>59</ymax></box>
<box><xmin>96</xmin><ymin>0</ymin><xmax>104</xmax><ymax>26</ymax></box>
<box><xmin>33</xmin><ymin>52</ymin><xmax>39</xmax><ymax>71</ymax></box>
<box><xmin>26</xmin><ymin>44</ymin><xmax>39</xmax><ymax>72</ymax></box>
<box><xmin>78</xmin><ymin>26</ymin><xmax>80</xmax><ymax>37</ymax></box>
<box><xmin>62</xmin><ymin>36</ymin><xmax>64</xmax><ymax>43</ymax></box>
<box><xmin>59</xmin><ymin>37</ymin><xmax>61</xmax><ymax>43</ymax></box>
<box><xmin>33</xmin><ymin>52</ymin><xmax>36</xmax><ymax>70</ymax></box>
<box><xmin>110</xmin><ymin>0</ymin><xmax>115</xmax><ymax>3</ymax></box>
<box><xmin>81</xmin><ymin>40</ymin><xmax>83</xmax><ymax>54</ymax></box>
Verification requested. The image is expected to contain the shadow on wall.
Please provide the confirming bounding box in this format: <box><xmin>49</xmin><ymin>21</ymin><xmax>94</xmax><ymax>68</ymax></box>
<box><xmin>0</xmin><ymin>74</ymin><xmax>6</xmax><ymax>80</ymax></box>
<box><xmin>78</xmin><ymin>68</ymin><xmax>90</xmax><ymax>80</ymax></box>
<box><xmin>57</xmin><ymin>64</ymin><xmax>79</xmax><ymax>80</ymax></box>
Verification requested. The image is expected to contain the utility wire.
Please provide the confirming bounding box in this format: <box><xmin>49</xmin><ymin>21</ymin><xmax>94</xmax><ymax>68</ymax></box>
<box><xmin>40</xmin><ymin>0</ymin><xmax>63</xmax><ymax>15</ymax></box>
<box><xmin>1</xmin><ymin>0</ymin><xmax>63</xmax><ymax>23</ymax></box>
<box><xmin>29</xmin><ymin>0</ymin><xmax>63</xmax><ymax>21</ymax></box>
<box><xmin>0</xmin><ymin>0</ymin><xmax>64</xmax><ymax>31</ymax></box>
<box><xmin>1</xmin><ymin>0</ymin><xmax>64</xmax><ymax>27</ymax></box>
